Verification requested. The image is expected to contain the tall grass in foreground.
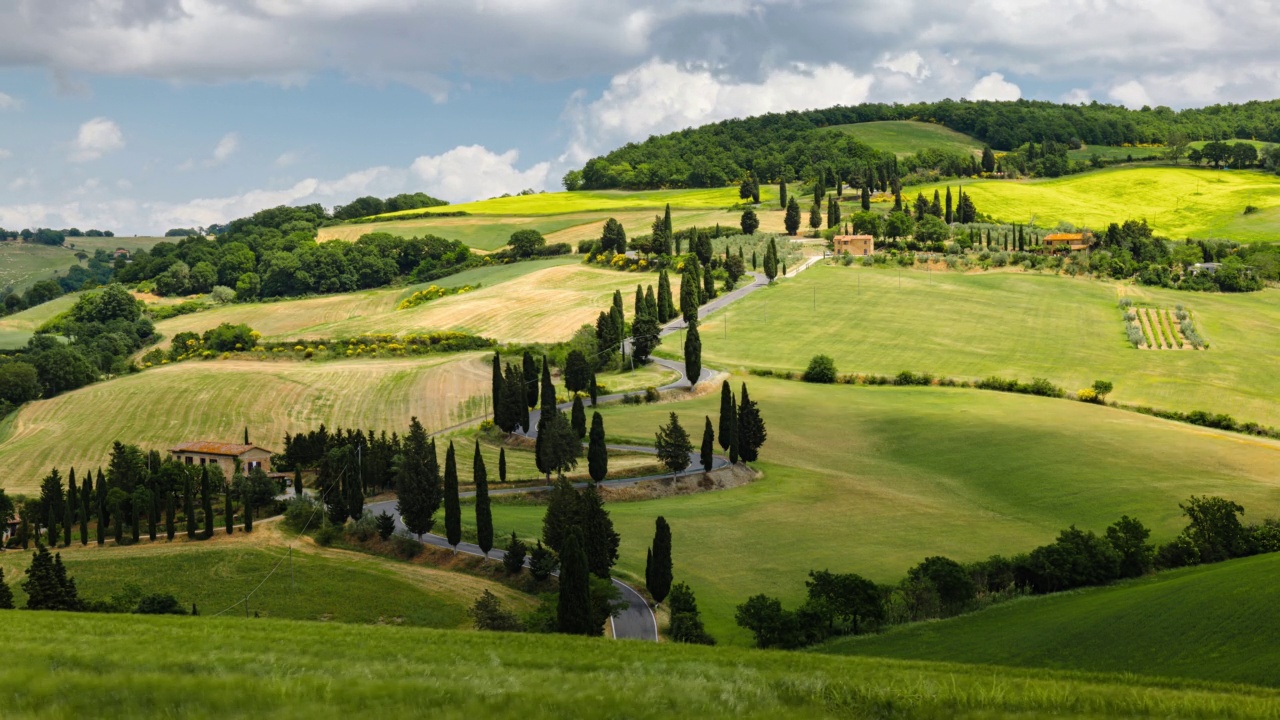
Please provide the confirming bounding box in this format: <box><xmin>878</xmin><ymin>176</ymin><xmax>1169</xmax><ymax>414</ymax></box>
<box><xmin>3</xmin><ymin>611</ymin><xmax>1279</xmax><ymax>719</ymax></box>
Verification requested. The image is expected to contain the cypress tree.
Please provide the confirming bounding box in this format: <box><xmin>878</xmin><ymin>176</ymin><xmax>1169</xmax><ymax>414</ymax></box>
<box><xmin>644</xmin><ymin>285</ymin><xmax>657</xmax><ymax>320</ymax></box>
<box><xmin>945</xmin><ymin>186</ymin><xmax>954</xmax><ymax>223</ymax></box>
<box><xmin>657</xmin><ymin>269</ymin><xmax>674</xmax><ymax>323</ymax></box>
<box><xmin>633</xmin><ymin>284</ymin><xmax>645</xmax><ymax>319</ymax></box>
<box><xmin>63</xmin><ymin>472</ymin><xmax>75</xmax><ymax>547</ymax></box>
<box><xmin>95</xmin><ymin>470</ymin><xmax>108</xmax><ymax>545</ymax></box>
<box><xmin>0</xmin><ymin>568</ymin><xmax>13</xmax><ymax>610</ymax></box>
<box><xmin>779</xmin><ymin>180</ymin><xmax>787</xmax><ymax>209</ymax></box>
<box><xmin>184</xmin><ymin>473</ymin><xmax>195</xmax><ymax>540</ymax></box>
<box><xmin>201</xmin><ymin>467</ymin><xmax>214</xmax><ymax>539</ymax></box>
<box><xmin>244</xmin><ymin>493</ymin><xmax>253</xmax><ymax>533</ymax></box>
<box><xmin>736</xmin><ymin>383</ymin><xmax>767</xmax><ymax>463</ymax></box>
<box><xmin>684</xmin><ymin>316</ymin><xmax>702</xmax><ymax>388</ymax></box>
<box><xmin>522</xmin><ymin>350</ymin><xmax>538</xmax><ymax>409</ymax></box>
<box><xmin>293</xmin><ymin>468</ymin><xmax>303</xmax><ymax>497</ymax></box>
<box><xmin>611</xmin><ymin>289</ymin><xmax>625</xmax><ymax>345</ymax></box>
<box><xmin>702</xmin><ymin>260</ymin><xmax>716</xmax><ymax>301</ymax></box>
<box><xmin>130</xmin><ymin>486</ymin><xmax>141</xmax><ymax>543</ymax></box>
<box><xmin>679</xmin><ymin>261</ymin><xmax>700</xmax><ymax>324</ymax></box>
<box><xmin>763</xmin><ymin>238</ymin><xmax>778</xmax><ymax>280</ymax></box>
<box><xmin>784</xmin><ymin>196</ymin><xmax>801</xmax><ymax>236</ymax></box>
<box><xmin>808</xmin><ymin>202</ymin><xmax>821</xmax><ymax>230</ymax></box>
<box><xmin>443</xmin><ymin>441</ymin><xmax>461</xmax><ymax>550</ymax></box>
<box><xmin>79</xmin><ymin>471</ymin><xmax>90</xmax><ymax>546</ymax></box>
<box><xmin>225</xmin><ymin>482</ymin><xmax>234</xmax><ymax>535</ymax></box>
<box><xmin>18</xmin><ymin>514</ymin><xmax>28</xmax><ymax>550</ymax></box>
<box><xmin>751</xmin><ymin>250</ymin><xmax>757</xmax><ymax>270</ymax></box>
<box><xmin>540</xmin><ymin>357</ymin><xmax>555</xmax><ymax>415</ymax></box>
<box><xmin>165</xmin><ymin>490</ymin><xmax>176</xmax><ymax>541</ymax></box>
<box><xmin>833</xmin><ymin>195</ymin><xmax>842</xmax><ymax>226</ymax></box>
<box><xmin>861</xmin><ymin>185</ymin><xmax>871</xmax><ymax>211</ymax></box>
<box><xmin>648</xmin><ymin>517</ymin><xmax>673</xmax><ymax>604</ymax></box>
<box><xmin>499</xmin><ymin>362</ymin><xmax>526</xmax><ymax>433</ymax></box>
<box><xmin>571</xmin><ymin>395</ymin><xmax>587</xmax><ymax>440</ymax></box>
<box><xmin>588</xmin><ymin>368</ymin><xmax>598</xmax><ymax>407</ymax></box>
<box><xmin>498</xmin><ymin>447</ymin><xmax>508</xmax><ymax>484</ymax></box>
<box><xmin>491</xmin><ymin>351</ymin><xmax>504</xmax><ymax>423</ymax></box>
<box><xmin>662</xmin><ymin>203</ymin><xmax>673</xmax><ymax>243</ymax></box>
<box><xmin>717</xmin><ymin>381</ymin><xmax>736</xmax><ymax>452</ymax></box>
<box><xmin>473</xmin><ymin>441</ymin><xmax>492</xmax><ymax>557</ymax></box>
<box><xmin>580</xmin><ymin>485</ymin><xmax>619</xmax><ymax>578</ymax></box>
<box><xmin>930</xmin><ymin>190</ymin><xmax>942</xmax><ymax>217</ymax></box>
<box><xmin>556</xmin><ymin>529</ymin><xmax>593</xmax><ymax>635</ymax></box>
<box><xmin>587</xmin><ymin>412</ymin><xmax>608</xmax><ymax>483</ymax></box>
<box><xmin>700</xmin><ymin>416</ymin><xmax>715</xmax><ymax>472</ymax></box>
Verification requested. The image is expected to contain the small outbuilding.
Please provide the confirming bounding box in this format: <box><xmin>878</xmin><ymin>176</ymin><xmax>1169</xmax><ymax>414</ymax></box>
<box><xmin>833</xmin><ymin>234</ymin><xmax>875</xmax><ymax>256</ymax></box>
<box><xmin>1043</xmin><ymin>232</ymin><xmax>1094</xmax><ymax>253</ymax></box>
<box><xmin>170</xmin><ymin>441</ymin><xmax>274</xmax><ymax>475</ymax></box>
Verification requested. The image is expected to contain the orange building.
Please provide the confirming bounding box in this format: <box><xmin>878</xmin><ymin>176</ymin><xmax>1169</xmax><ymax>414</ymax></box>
<box><xmin>1043</xmin><ymin>232</ymin><xmax>1094</xmax><ymax>253</ymax></box>
<box><xmin>833</xmin><ymin>234</ymin><xmax>875</xmax><ymax>256</ymax></box>
<box><xmin>170</xmin><ymin>441</ymin><xmax>274</xmax><ymax>474</ymax></box>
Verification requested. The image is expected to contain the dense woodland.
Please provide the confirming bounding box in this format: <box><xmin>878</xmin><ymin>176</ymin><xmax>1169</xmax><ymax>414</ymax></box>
<box><xmin>574</xmin><ymin>99</ymin><xmax>1280</xmax><ymax>189</ymax></box>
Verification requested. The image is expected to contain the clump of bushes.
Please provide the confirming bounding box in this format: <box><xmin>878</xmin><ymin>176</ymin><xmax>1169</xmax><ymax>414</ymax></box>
<box><xmin>397</xmin><ymin>284</ymin><xmax>475</xmax><ymax>310</ymax></box>
<box><xmin>802</xmin><ymin>354</ymin><xmax>836</xmax><ymax>384</ymax></box>
<box><xmin>975</xmin><ymin>376</ymin><xmax>1065</xmax><ymax>398</ymax></box>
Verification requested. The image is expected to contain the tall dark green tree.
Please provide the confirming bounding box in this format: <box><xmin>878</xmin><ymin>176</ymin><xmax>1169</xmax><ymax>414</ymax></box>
<box><xmin>684</xmin><ymin>316</ymin><xmax>702</xmax><ymax>388</ymax></box>
<box><xmin>587</xmin><ymin>412</ymin><xmax>608</xmax><ymax>484</ymax></box>
<box><xmin>655</xmin><ymin>412</ymin><xmax>693</xmax><ymax>479</ymax></box>
<box><xmin>680</xmin><ymin>259</ymin><xmax>701</xmax><ymax>323</ymax></box>
<box><xmin>740</xmin><ymin>208</ymin><xmax>759</xmax><ymax>234</ymax></box>
<box><xmin>473</xmin><ymin>441</ymin><xmax>492</xmax><ymax>558</ymax></box>
<box><xmin>600</xmin><ymin>217</ymin><xmax>626</xmax><ymax>254</ymax></box>
<box><xmin>443</xmin><ymin>441</ymin><xmax>461</xmax><ymax>550</ymax></box>
<box><xmin>224</xmin><ymin>482</ymin><xmax>234</xmax><ymax>535</ymax></box>
<box><xmin>78</xmin><ymin>471</ymin><xmax>90</xmax><ymax>546</ymax></box>
<box><xmin>700</xmin><ymin>416</ymin><xmax>715</xmax><ymax>472</ymax></box>
<box><xmin>571</xmin><ymin>395</ymin><xmax>587</xmax><ymax>440</ymax></box>
<box><xmin>702</xmin><ymin>260</ymin><xmax>716</xmax><ymax>301</ymax></box>
<box><xmin>808</xmin><ymin>202</ymin><xmax>821</xmax><ymax>230</ymax></box>
<box><xmin>491</xmin><ymin>351</ymin><xmax>504</xmax><ymax>423</ymax></box>
<box><xmin>39</xmin><ymin>469</ymin><xmax>61</xmax><ymax>547</ymax></box>
<box><xmin>861</xmin><ymin>185</ymin><xmax>871</xmax><ymax>211</ymax></box>
<box><xmin>502</xmin><ymin>363</ymin><xmax>528</xmax><ymax>433</ymax></box>
<box><xmin>657</xmin><ymin>269</ymin><xmax>675</xmax><ymax>323</ymax></box>
<box><xmin>945</xmin><ymin>186</ymin><xmax>954</xmax><ymax>224</ymax></box>
<box><xmin>779</xmin><ymin>180</ymin><xmax>787</xmax><ymax>209</ymax></box>
<box><xmin>564</xmin><ymin>350</ymin><xmax>591</xmax><ymax>394</ymax></box>
<box><xmin>397</xmin><ymin>418</ymin><xmax>440</xmax><ymax>539</ymax></box>
<box><xmin>631</xmin><ymin>310</ymin><xmax>660</xmax><ymax>363</ymax></box>
<box><xmin>63</xmin><ymin>472</ymin><xmax>75</xmax><ymax>547</ymax></box>
<box><xmin>165</xmin><ymin>489</ymin><xmax>176</xmax><ymax>541</ymax></box>
<box><xmin>718</xmin><ymin>381</ymin><xmax>736</xmax><ymax>453</ymax></box>
<box><xmin>763</xmin><ymin>238</ymin><xmax>779</xmax><ymax>280</ymax></box>
<box><xmin>557</xmin><ymin>529</ymin><xmax>593</xmax><ymax>635</ymax></box>
<box><xmin>522</xmin><ymin>350</ymin><xmax>538</xmax><ymax>408</ymax></box>
<box><xmin>736</xmin><ymin>383</ymin><xmax>767</xmax><ymax>463</ymax></box>
<box><xmin>183</xmin><ymin>472</ymin><xmax>195</xmax><ymax>540</ymax></box>
<box><xmin>580</xmin><ymin>485</ymin><xmax>620</xmax><ymax>578</ymax></box>
<box><xmin>981</xmin><ymin>146</ymin><xmax>996</xmax><ymax>173</ymax></box>
<box><xmin>611</xmin><ymin>289</ymin><xmax>626</xmax><ymax>344</ymax></box>
<box><xmin>0</xmin><ymin>568</ymin><xmax>13</xmax><ymax>610</ymax></box>
<box><xmin>538</xmin><ymin>411</ymin><xmax>580</xmax><ymax>479</ymax></box>
<box><xmin>499</xmin><ymin>447</ymin><xmax>507</xmax><ymax>484</ymax></box>
<box><xmin>647</xmin><ymin>517</ymin><xmax>673</xmax><ymax>603</ymax></box>
<box><xmin>784</xmin><ymin>196</ymin><xmax>800</xmax><ymax>236</ymax></box>
<box><xmin>200</xmin><ymin>466</ymin><xmax>214</xmax><ymax>539</ymax></box>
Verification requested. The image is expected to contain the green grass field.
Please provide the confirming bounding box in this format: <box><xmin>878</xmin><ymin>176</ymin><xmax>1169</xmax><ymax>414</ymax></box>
<box><xmin>833</xmin><ymin>120</ymin><xmax>984</xmax><ymax>157</ymax></box>
<box><xmin>0</xmin><ymin>291</ymin><xmax>80</xmax><ymax>348</ymax></box>
<box><xmin>698</xmin><ymin>264</ymin><xmax>1280</xmax><ymax>426</ymax></box>
<box><xmin>820</xmin><ymin>552</ymin><xmax>1280</xmax><ymax>688</ymax></box>
<box><xmin>0</xmin><ymin>527</ymin><xmax>534</xmax><ymax>627</ymax></box>
<box><xmin>913</xmin><ymin>166</ymin><xmax>1280</xmax><ymax>240</ymax></box>
<box><xmin>0</xmin><ymin>353</ymin><xmax>493</xmax><ymax>495</ymax></box>
<box><xmin>150</xmin><ymin>258</ymin><xmax>678</xmax><ymax>345</ymax></box>
<box><xmin>468</xmin><ymin>375</ymin><xmax>1280</xmax><ymax>645</ymax></box>
<box><xmin>6</xmin><ymin>611</ymin><xmax>1280</xmax><ymax>719</ymax></box>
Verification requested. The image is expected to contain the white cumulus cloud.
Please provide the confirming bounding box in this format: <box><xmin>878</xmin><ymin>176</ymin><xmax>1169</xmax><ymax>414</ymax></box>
<box><xmin>564</xmin><ymin>59</ymin><xmax>874</xmax><ymax>164</ymax></box>
<box><xmin>876</xmin><ymin>51</ymin><xmax>929</xmax><ymax>80</ymax></box>
<box><xmin>70</xmin><ymin>117</ymin><xmax>124</xmax><ymax>162</ymax></box>
<box><xmin>969</xmin><ymin>72</ymin><xmax>1021</xmax><ymax>101</ymax></box>
<box><xmin>1109</xmin><ymin>80</ymin><xmax>1152</xmax><ymax>108</ymax></box>
<box><xmin>411</xmin><ymin>146</ymin><xmax>551</xmax><ymax>202</ymax></box>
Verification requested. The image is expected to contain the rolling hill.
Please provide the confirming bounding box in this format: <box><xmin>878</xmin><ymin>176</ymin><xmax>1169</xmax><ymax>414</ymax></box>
<box><xmin>819</xmin><ymin>552</ymin><xmax>1280</xmax><ymax>688</ymax></box>
<box><xmin>912</xmin><ymin>166</ymin><xmax>1280</xmax><ymax>240</ymax></box>
<box><xmin>833</xmin><ymin>120</ymin><xmax>984</xmax><ymax>157</ymax></box>
<box><xmin>697</xmin><ymin>264</ymin><xmax>1280</xmax><ymax>427</ymax></box>
<box><xmin>5</xmin><ymin>609</ymin><xmax>1280</xmax><ymax>719</ymax></box>
<box><xmin>467</xmin><ymin>374</ymin><xmax>1280</xmax><ymax>645</ymax></box>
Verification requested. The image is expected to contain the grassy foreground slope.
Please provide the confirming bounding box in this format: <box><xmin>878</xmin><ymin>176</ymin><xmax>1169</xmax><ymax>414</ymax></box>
<box><xmin>833</xmin><ymin>120</ymin><xmax>984</xmax><ymax>157</ymax></box>
<box><xmin>701</xmin><ymin>264</ymin><xmax>1280</xmax><ymax>425</ymax></box>
<box><xmin>0</xmin><ymin>353</ymin><xmax>491</xmax><ymax>494</ymax></box>
<box><xmin>6</xmin><ymin>612</ymin><xmax>1280</xmax><ymax>720</ymax></box>
<box><xmin>821</xmin><ymin>552</ymin><xmax>1280</xmax><ymax>688</ymax></box>
<box><xmin>0</xmin><ymin>526</ymin><xmax>534</xmax><ymax>628</ymax></box>
<box><xmin>913</xmin><ymin>167</ymin><xmax>1280</xmax><ymax>240</ymax></box>
<box><xmin>150</xmin><ymin>259</ymin><xmax>677</xmax><ymax>345</ymax></box>
<box><xmin>472</xmin><ymin>376</ymin><xmax>1280</xmax><ymax>645</ymax></box>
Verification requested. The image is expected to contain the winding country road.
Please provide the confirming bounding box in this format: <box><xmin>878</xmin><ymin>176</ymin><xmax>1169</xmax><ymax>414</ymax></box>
<box><xmin>363</xmin><ymin>254</ymin><xmax>823</xmax><ymax>641</ymax></box>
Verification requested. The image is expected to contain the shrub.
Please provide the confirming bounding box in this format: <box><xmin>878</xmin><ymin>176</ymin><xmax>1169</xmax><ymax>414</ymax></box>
<box><xmin>1077</xmin><ymin>388</ymin><xmax>1098</xmax><ymax>403</ymax></box>
<box><xmin>1154</xmin><ymin>535</ymin><xmax>1200</xmax><ymax>569</ymax></box>
<box><xmin>470</xmin><ymin>589</ymin><xmax>523</xmax><ymax>631</ymax></box>
<box><xmin>347</xmin><ymin>511</ymin><xmax>378</xmax><ymax>542</ymax></box>
<box><xmin>644</xmin><ymin>386</ymin><xmax>661</xmax><ymax>403</ymax></box>
<box><xmin>314</xmin><ymin>523</ymin><xmax>341</xmax><ymax>547</ymax></box>
<box><xmin>502</xmin><ymin>531</ymin><xmax>527</xmax><ymax>575</ymax></box>
<box><xmin>283</xmin><ymin>496</ymin><xmax>324</xmax><ymax>532</ymax></box>
<box><xmin>375</xmin><ymin>512</ymin><xmax>396</xmax><ymax>541</ymax></box>
<box><xmin>391</xmin><ymin>535</ymin><xmax>423</xmax><ymax>559</ymax></box>
<box><xmin>802</xmin><ymin>354</ymin><xmax>837</xmax><ymax>384</ymax></box>
<box><xmin>135</xmin><ymin>593</ymin><xmax>186</xmax><ymax>615</ymax></box>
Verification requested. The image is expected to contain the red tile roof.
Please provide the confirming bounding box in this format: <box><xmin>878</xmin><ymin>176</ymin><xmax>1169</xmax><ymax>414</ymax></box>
<box><xmin>169</xmin><ymin>441</ymin><xmax>270</xmax><ymax>456</ymax></box>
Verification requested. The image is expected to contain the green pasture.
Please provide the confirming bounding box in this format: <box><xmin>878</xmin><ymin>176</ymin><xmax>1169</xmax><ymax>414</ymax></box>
<box><xmin>470</xmin><ymin>375</ymin><xmax>1280</xmax><ymax>645</ymax></box>
<box><xmin>821</xmin><ymin>552</ymin><xmax>1280</xmax><ymax>688</ymax></box>
<box><xmin>0</xmin><ymin>242</ymin><xmax>79</xmax><ymax>293</ymax></box>
<box><xmin>833</xmin><ymin>120</ymin><xmax>984</xmax><ymax>157</ymax></box>
<box><xmin>0</xmin><ymin>536</ymin><xmax>532</xmax><ymax>627</ymax></box>
<box><xmin>6</xmin><ymin>612</ymin><xmax>1279</xmax><ymax>719</ymax></box>
<box><xmin>0</xmin><ymin>292</ymin><xmax>80</xmax><ymax>348</ymax></box>
<box><xmin>912</xmin><ymin>166</ymin><xmax>1280</xmax><ymax>240</ymax></box>
<box><xmin>699</xmin><ymin>264</ymin><xmax>1280</xmax><ymax>426</ymax></box>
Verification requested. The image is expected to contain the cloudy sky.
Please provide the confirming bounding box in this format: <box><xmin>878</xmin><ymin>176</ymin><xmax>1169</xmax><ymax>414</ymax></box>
<box><xmin>0</xmin><ymin>0</ymin><xmax>1277</xmax><ymax>235</ymax></box>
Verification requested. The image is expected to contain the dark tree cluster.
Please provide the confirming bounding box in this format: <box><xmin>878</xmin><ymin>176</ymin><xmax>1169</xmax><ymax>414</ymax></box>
<box><xmin>331</xmin><ymin>192</ymin><xmax>448</xmax><ymax>221</ymax></box>
<box><xmin>736</xmin><ymin>495</ymin><xmax>1280</xmax><ymax>650</ymax></box>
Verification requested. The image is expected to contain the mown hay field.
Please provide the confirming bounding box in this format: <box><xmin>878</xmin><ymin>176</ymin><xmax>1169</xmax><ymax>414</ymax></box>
<box><xmin>832</xmin><ymin>120</ymin><xmax>984</xmax><ymax>157</ymax></box>
<box><xmin>912</xmin><ymin>166</ymin><xmax>1280</xmax><ymax>240</ymax></box>
<box><xmin>151</xmin><ymin>259</ymin><xmax>680</xmax><ymax>345</ymax></box>
<box><xmin>821</xmin><ymin>551</ymin><xmax>1280</xmax><ymax>687</ymax></box>
<box><xmin>700</xmin><ymin>264</ymin><xmax>1280</xmax><ymax>426</ymax></box>
<box><xmin>472</xmin><ymin>375</ymin><xmax>1280</xmax><ymax>645</ymax></box>
<box><xmin>0</xmin><ymin>353</ymin><xmax>493</xmax><ymax>495</ymax></box>
<box><xmin>7</xmin><ymin>609</ymin><xmax>1280</xmax><ymax>719</ymax></box>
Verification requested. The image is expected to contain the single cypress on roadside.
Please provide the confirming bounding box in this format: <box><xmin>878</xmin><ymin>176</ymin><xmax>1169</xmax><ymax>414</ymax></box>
<box><xmin>700</xmin><ymin>416</ymin><xmax>715</xmax><ymax>472</ymax></box>
<box><xmin>684</xmin><ymin>316</ymin><xmax>702</xmax><ymax>388</ymax></box>
<box><xmin>718</xmin><ymin>381</ymin><xmax>735</xmax><ymax>452</ymax></box>
<box><xmin>499</xmin><ymin>447</ymin><xmax>507</xmax><ymax>484</ymax></box>
<box><xmin>443</xmin><ymin>441</ymin><xmax>461</xmax><ymax>550</ymax></box>
<box><xmin>474</xmin><ymin>442</ymin><xmax>492</xmax><ymax>558</ymax></box>
<box><xmin>491</xmin><ymin>351</ymin><xmax>503</xmax><ymax>423</ymax></box>
<box><xmin>588</xmin><ymin>412</ymin><xmax>608</xmax><ymax>484</ymax></box>
<box><xmin>556</xmin><ymin>528</ymin><xmax>594</xmax><ymax>635</ymax></box>
<box><xmin>571</xmin><ymin>395</ymin><xmax>587</xmax><ymax>439</ymax></box>
<box><xmin>225</xmin><ymin>483</ymin><xmax>234</xmax><ymax>535</ymax></box>
<box><xmin>293</xmin><ymin>468</ymin><xmax>303</xmax><ymax>497</ymax></box>
<box><xmin>648</xmin><ymin>517</ymin><xmax>673</xmax><ymax>604</ymax></box>
<box><xmin>588</xmin><ymin>368</ymin><xmax>598</xmax><ymax>407</ymax></box>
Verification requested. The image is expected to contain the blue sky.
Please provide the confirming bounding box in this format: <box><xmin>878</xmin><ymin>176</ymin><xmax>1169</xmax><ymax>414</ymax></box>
<box><xmin>0</xmin><ymin>0</ymin><xmax>1276</xmax><ymax>235</ymax></box>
